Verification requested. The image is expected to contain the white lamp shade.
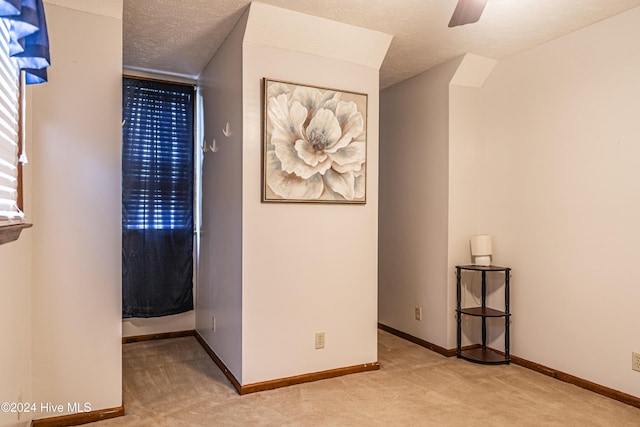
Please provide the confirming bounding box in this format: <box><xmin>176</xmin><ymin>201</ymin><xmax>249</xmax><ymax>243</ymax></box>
<box><xmin>470</xmin><ymin>235</ymin><xmax>492</xmax><ymax>256</ymax></box>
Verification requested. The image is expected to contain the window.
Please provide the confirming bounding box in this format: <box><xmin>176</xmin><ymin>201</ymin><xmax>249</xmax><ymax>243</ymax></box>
<box><xmin>122</xmin><ymin>78</ymin><xmax>194</xmax><ymax>231</ymax></box>
<box><xmin>0</xmin><ymin>0</ymin><xmax>50</xmax><ymax>244</ymax></box>
<box><xmin>122</xmin><ymin>77</ymin><xmax>195</xmax><ymax>318</ymax></box>
<box><xmin>0</xmin><ymin>19</ymin><xmax>22</xmax><ymax>225</ymax></box>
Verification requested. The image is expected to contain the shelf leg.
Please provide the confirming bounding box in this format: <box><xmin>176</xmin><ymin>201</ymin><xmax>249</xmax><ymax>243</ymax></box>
<box><xmin>456</xmin><ymin>267</ymin><xmax>461</xmax><ymax>357</ymax></box>
<box><xmin>505</xmin><ymin>268</ymin><xmax>511</xmax><ymax>360</ymax></box>
<box><xmin>481</xmin><ymin>270</ymin><xmax>486</xmax><ymax>349</ymax></box>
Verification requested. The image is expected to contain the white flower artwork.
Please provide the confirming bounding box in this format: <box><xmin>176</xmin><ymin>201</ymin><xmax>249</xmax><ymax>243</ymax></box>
<box><xmin>263</xmin><ymin>79</ymin><xmax>367</xmax><ymax>204</ymax></box>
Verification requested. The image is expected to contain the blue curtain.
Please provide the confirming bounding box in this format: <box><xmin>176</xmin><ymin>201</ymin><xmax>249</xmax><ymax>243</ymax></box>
<box><xmin>122</xmin><ymin>78</ymin><xmax>195</xmax><ymax>318</ymax></box>
<box><xmin>0</xmin><ymin>0</ymin><xmax>50</xmax><ymax>83</ymax></box>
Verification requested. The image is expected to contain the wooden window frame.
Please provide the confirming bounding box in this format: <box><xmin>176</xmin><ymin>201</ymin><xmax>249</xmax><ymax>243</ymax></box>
<box><xmin>0</xmin><ymin>73</ymin><xmax>31</xmax><ymax>245</ymax></box>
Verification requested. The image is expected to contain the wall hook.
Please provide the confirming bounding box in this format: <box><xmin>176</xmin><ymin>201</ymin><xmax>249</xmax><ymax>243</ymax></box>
<box><xmin>222</xmin><ymin>122</ymin><xmax>232</xmax><ymax>138</ymax></box>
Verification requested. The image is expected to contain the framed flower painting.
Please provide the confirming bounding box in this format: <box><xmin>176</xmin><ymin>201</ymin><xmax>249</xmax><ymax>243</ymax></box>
<box><xmin>262</xmin><ymin>79</ymin><xmax>367</xmax><ymax>204</ymax></box>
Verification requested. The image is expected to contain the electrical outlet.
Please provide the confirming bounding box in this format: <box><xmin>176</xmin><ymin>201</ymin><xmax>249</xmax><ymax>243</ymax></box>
<box><xmin>632</xmin><ymin>352</ymin><xmax>640</xmax><ymax>372</ymax></box>
<box><xmin>315</xmin><ymin>332</ymin><xmax>325</xmax><ymax>349</ymax></box>
<box><xmin>211</xmin><ymin>316</ymin><xmax>216</xmax><ymax>332</ymax></box>
<box><xmin>414</xmin><ymin>306</ymin><xmax>422</xmax><ymax>321</ymax></box>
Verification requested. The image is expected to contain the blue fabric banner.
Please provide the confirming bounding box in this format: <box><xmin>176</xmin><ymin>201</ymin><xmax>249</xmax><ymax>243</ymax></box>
<box><xmin>0</xmin><ymin>0</ymin><xmax>50</xmax><ymax>83</ymax></box>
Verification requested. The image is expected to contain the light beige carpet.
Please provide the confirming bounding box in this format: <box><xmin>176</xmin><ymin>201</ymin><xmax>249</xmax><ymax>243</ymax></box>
<box><xmin>89</xmin><ymin>330</ymin><xmax>640</xmax><ymax>426</ymax></box>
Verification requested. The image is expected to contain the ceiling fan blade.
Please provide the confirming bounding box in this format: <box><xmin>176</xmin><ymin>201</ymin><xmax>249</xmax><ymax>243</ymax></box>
<box><xmin>448</xmin><ymin>0</ymin><xmax>488</xmax><ymax>27</ymax></box>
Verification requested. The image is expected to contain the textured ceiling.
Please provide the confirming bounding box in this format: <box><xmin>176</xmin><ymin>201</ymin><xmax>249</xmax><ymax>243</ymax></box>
<box><xmin>123</xmin><ymin>0</ymin><xmax>640</xmax><ymax>88</ymax></box>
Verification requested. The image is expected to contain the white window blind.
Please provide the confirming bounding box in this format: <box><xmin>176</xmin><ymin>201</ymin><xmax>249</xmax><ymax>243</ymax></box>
<box><xmin>0</xmin><ymin>19</ymin><xmax>22</xmax><ymax>224</ymax></box>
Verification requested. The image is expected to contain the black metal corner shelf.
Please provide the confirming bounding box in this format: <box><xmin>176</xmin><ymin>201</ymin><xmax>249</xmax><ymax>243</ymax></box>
<box><xmin>456</xmin><ymin>265</ymin><xmax>511</xmax><ymax>365</ymax></box>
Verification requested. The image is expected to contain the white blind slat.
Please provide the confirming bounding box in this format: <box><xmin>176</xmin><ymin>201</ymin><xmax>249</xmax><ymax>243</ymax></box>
<box><xmin>0</xmin><ymin>18</ymin><xmax>22</xmax><ymax>222</ymax></box>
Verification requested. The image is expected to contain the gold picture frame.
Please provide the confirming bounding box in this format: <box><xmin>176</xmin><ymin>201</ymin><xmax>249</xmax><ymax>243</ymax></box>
<box><xmin>262</xmin><ymin>78</ymin><xmax>367</xmax><ymax>204</ymax></box>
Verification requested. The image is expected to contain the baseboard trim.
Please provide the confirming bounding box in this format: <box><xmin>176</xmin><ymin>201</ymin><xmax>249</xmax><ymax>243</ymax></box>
<box><xmin>122</xmin><ymin>329</ymin><xmax>196</xmax><ymax>344</ymax></box>
<box><xmin>31</xmin><ymin>406</ymin><xmax>124</xmax><ymax>427</ymax></box>
<box><xmin>509</xmin><ymin>355</ymin><xmax>640</xmax><ymax>410</ymax></box>
<box><xmin>194</xmin><ymin>331</ymin><xmax>379</xmax><ymax>395</ymax></box>
<box><xmin>378</xmin><ymin>324</ymin><xmax>640</xmax><ymax>410</ymax></box>
<box><xmin>241</xmin><ymin>362</ymin><xmax>380</xmax><ymax>395</ymax></box>
<box><xmin>194</xmin><ymin>331</ymin><xmax>243</xmax><ymax>393</ymax></box>
<box><xmin>378</xmin><ymin>323</ymin><xmax>460</xmax><ymax>357</ymax></box>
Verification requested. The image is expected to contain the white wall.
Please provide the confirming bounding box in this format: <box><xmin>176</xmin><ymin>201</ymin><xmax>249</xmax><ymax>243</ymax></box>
<box><xmin>197</xmin><ymin>9</ymin><xmax>247</xmax><ymax>380</ymax></box>
<box><xmin>198</xmin><ymin>2</ymin><xmax>389</xmax><ymax>386</ymax></box>
<box><xmin>0</xmin><ymin>231</ymin><xmax>32</xmax><ymax>427</ymax></box>
<box><xmin>242</xmin><ymin>45</ymin><xmax>380</xmax><ymax>384</ymax></box>
<box><xmin>379</xmin><ymin>57</ymin><xmax>462</xmax><ymax>349</ymax></box>
<box><xmin>477</xmin><ymin>6</ymin><xmax>640</xmax><ymax>397</ymax></box>
<box><xmin>239</xmin><ymin>3</ymin><xmax>387</xmax><ymax>385</ymax></box>
<box><xmin>448</xmin><ymin>85</ymin><xmax>484</xmax><ymax>348</ymax></box>
<box><xmin>123</xmin><ymin>312</ymin><xmax>195</xmax><ymax>337</ymax></box>
<box><xmin>30</xmin><ymin>1</ymin><xmax>123</xmax><ymax>417</ymax></box>
<box><xmin>380</xmin><ymin>4</ymin><xmax>640</xmax><ymax>399</ymax></box>
<box><xmin>448</xmin><ymin>54</ymin><xmax>498</xmax><ymax>349</ymax></box>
